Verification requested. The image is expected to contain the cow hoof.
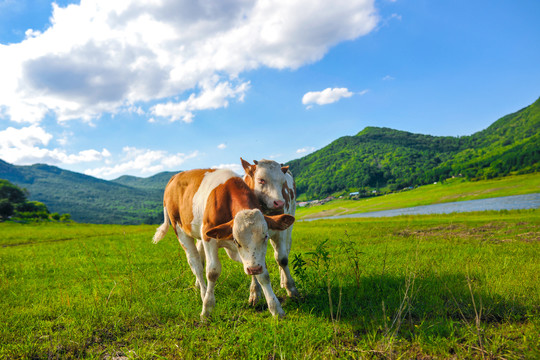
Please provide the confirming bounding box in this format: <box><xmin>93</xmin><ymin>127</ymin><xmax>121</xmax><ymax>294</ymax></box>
<box><xmin>200</xmin><ymin>312</ymin><xmax>212</xmax><ymax>322</ymax></box>
<box><xmin>286</xmin><ymin>287</ymin><xmax>300</xmax><ymax>298</ymax></box>
<box><xmin>248</xmin><ymin>293</ymin><xmax>260</xmax><ymax>306</ymax></box>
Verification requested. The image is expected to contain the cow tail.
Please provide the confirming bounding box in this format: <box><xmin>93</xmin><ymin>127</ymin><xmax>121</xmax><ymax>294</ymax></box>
<box><xmin>152</xmin><ymin>206</ymin><xmax>170</xmax><ymax>244</ymax></box>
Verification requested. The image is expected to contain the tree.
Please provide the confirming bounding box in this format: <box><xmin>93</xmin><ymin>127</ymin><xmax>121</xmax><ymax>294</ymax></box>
<box><xmin>0</xmin><ymin>199</ymin><xmax>14</xmax><ymax>220</ymax></box>
<box><xmin>0</xmin><ymin>179</ymin><xmax>56</xmax><ymax>221</ymax></box>
<box><xmin>0</xmin><ymin>180</ymin><xmax>27</xmax><ymax>204</ymax></box>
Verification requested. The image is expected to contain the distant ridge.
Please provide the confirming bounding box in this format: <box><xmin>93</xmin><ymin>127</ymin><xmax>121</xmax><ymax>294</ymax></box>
<box><xmin>0</xmin><ymin>159</ymin><xmax>178</xmax><ymax>224</ymax></box>
<box><xmin>112</xmin><ymin>171</ymin><xmax>178</xmax><ymax>191</ymax></box>
<box><xmin>1</xmin><ymin>97</ymin><xmax>538</xmax><ymax>223</ymax></box>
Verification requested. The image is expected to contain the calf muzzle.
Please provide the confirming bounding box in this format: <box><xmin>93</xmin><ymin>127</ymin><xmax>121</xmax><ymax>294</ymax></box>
<box><xmin>246</xmin><ymin>265</ymin><xmax>263</xmax><ymax>275</ymax></box>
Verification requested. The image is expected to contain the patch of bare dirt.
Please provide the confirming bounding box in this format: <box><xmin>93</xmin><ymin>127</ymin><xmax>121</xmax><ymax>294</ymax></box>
<box><xmin>395</xmin><ymin>222</ymin><xmax>538</xmax><ymax>243</ymax></box>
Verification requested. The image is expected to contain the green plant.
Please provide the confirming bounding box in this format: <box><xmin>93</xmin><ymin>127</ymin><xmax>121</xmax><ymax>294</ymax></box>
<box><xmin>306</xmin><ymin>239</ymin><xmax>332</xmax><ymax>284</ymax></box>
<box><xmin>338</xmin><ymin>231</ymin><xmax>364</xmax><ymax>291</ymax></box>
<box><xmin>291</xmin><ymin>253</ymin><xmax>307</xmax><ymax>284</ymax></box>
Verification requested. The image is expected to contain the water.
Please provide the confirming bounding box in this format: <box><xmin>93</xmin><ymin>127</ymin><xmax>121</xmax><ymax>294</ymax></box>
<box><xmin>306</xmin><ymin>193</ymin><xmax>540</xmax><ymax>221</ymax></box>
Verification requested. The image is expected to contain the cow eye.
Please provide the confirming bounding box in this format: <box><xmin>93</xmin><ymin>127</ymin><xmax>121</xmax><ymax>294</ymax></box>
<box><xmin>258</xmin><ymin>178</ymin><xmax>266</xmax><ymax>185</ymax></box>
<box><xmin>233</xmin><ymin>238</ymin><xmax>242</xmax><ymax>248</ymax></box>
<box><xmin>264</xmin><ymin>234</ymin><xmax>269</xmax><ymax>241</ymax></box>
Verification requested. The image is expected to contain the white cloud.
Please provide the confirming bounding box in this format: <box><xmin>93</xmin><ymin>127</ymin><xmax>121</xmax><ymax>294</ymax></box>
<box><xmin>212</xmin><ymin>163</ymin><xmax>243</xmax><ymax>174</ymax></box>
<box><xmin>0</xmin><ymin>0</ymin><xmax>378</xmax><ymax>124</ymax></box>
<box><xmin>358</xmin><ymin>89</ymin><xmax>370</xmax><ymax>96</ymax></box>
<box><xmin>25</xmin><ymin>29</ymin><xmax>42</xmax><ymax>39</ymax></box>
<box><xmin>84</xmin><ymin>147</ymin><xmax>199</xmax><ymax>179</ymax></box>
<box><xmin>217</xmin><ymin>143</ymin><xmax>227</xmax><ymax>150</ymax></box>
<box><xmin>302</xmin><ymin>87</ymin><xmax>353</xmax><ymax>108</ymax></box>
<box><xmin>151</xmin><ymin>79</ymin><xmax>250</xmax><ymax>123</ymax></box>
<box><xmin>0</xmin><ymin>125</ymin><xmax>110</xmax><ymax>165</ymax></box>
<box><xmin>296</xmin><ymin>146</ymin><xmax>316</xmax><ymax>154</ymax></box>
<box><xmin>382</xmin><ymin>75</ymin><xmax>395</xmax><ymax>81</ymax></box>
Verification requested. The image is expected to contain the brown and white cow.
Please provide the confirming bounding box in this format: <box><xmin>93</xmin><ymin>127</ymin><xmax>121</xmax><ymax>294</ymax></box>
<box><xmin>152</xmin><ymin>168</ymin><xmax>295</xmax><ymax>319</ymax></box>
<box><xmin>241</xmin><ymin>158</ymin><xmax>299</xmax><ymax>305</ymax></box>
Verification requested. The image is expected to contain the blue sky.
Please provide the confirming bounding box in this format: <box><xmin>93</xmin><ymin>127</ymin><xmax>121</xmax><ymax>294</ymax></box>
<box><xmin>0</xmin><ymin>0</ymin><xmax>539</xmax><ymax>179</ymax></box>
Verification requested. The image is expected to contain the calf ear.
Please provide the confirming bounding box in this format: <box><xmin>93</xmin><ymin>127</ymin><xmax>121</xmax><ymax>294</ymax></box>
<box><xmin>265</xmin><ymin>214</ymin><xmax>295</xmax><ymax>230</ymax></box>
<box><xmin>240</xmin><ymin>157</ymin><xmax>256</xmax><ymax>176</ymax></box>
<box><xmin>281</xmin><ymin>165</ymin><xmax>289</xmax><ymax>174</ymax></box>
<box><xmin>205</xmin><ymin>220</ymin><xmax>234</xmax><ymax>240</ymax></box>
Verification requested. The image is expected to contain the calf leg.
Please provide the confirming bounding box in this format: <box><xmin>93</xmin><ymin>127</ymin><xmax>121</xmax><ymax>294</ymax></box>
<box><xmin>255</xmin><ymin>269</ymin><xmax>285</xmax><ymax>318</ymax></box>
<box><xmin>201</xmin><ymin>238</ymin><xmax>221</xmax><ymax>319</ymax></box>
<box><xmin>270</xmin><ymin>229</ymin><xmax>299</xmax><ymax>298</ymax></box>
<box><xmin>176</xmin><ymin>227</ymin><xmax>206</xmax><ymax>301</ymax></box>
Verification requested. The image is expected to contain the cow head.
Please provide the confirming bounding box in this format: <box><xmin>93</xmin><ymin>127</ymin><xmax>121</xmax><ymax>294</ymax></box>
<box><xmin>241</xmin><ymin>158</ymin><xmax>291</xmax><ymax>213</ymax></box>
<box><xmin>205</xmin><ymin>209</ymin><xmax>295</xmax><ymax>275</ymax></box>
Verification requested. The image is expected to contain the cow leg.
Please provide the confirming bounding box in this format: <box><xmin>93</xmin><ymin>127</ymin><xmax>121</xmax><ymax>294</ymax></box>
<box><xmin>176</xmin><ymin>227</ymin><xmax>206</xmax><ymax>301</ymax></box>
<box><xmin>194</xmin><ymin>240</ymin><xmax>206</xmax><ymax>289</ymax></box>
<box><xmin>201</xmin><ymin>238</ymin><xmax>221</xmax><ymax>319</ymax></box>
<box><xmin>249</xmin><ymin>277</ymin><xmax>262</xmax><ymax>306</ymax></box>
<box><xmin>255</xmin><ymin>269</ymin><xmax>285</xmax><ymax>318</ymax></box>
<box><xmin>221</xmin><ymin>242</ymin><xmax>242</xmax><ymax>263</ymax></box>
<box><xmin>196</xmin><ymin>239</ymin><xmax>206</xmax><ymax>264</ymax></box>
<box><xmin>220</xmin><ymin>242</ymin><xmax>261</xmax><ymax>306</ymax></box>
<box><xmin>270</xmin><ymin>229</ymin><xmax>299</xmax><ymax>298</ymax></box>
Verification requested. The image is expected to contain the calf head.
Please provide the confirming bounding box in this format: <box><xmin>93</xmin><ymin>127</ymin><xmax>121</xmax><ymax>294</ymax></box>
<box><xmin>205</xmin><ymin>209</ymin><xmax>295</xmax><ymax>275</ymax></box>
<box><xmin>241</xmin><ymin>158</ymin><xmax>291</xmax><ymax>213</ymax></box>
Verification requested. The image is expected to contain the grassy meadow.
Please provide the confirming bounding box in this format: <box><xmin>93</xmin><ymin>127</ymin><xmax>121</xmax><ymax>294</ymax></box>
<box><xmin>1</xmin><ymin>210</ymin><xmax>539</xmax><ymax>359</ymax></box>
<box><xmin>296</xmin><ymin>173</ymin><xmax>540</xmax><ymax>220</ymax></box>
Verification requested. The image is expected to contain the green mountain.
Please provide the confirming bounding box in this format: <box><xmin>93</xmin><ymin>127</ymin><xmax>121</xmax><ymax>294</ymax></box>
<box><xmin>288</xmin><ymin>97</ymin><xmax>540</xmax><ymax>199</ymax></box>
<box><xmin>111</xmin><ymin>172</ymin><xmax>177</xmax><ymax>191</ymax></box>
<box><xmin>446</xmin><ymin>98</ymin><xmax>540</xmax><ymax>179</ymax></box>
<box><xmin>0</xmin><ymin>97</ymin><xmax>538</xmax><ymax>223</ymax></box>
<box><xmin>0</xmin><ymin>160</ymin><xmax>175</xmax><ymax>224</ymax></box>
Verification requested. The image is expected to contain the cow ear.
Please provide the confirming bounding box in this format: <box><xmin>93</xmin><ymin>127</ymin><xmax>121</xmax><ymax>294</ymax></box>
<box><xmin>281</xmin><ymin>165</ymin><xmax>289</xmax><ymax>174</ymax></box>
<box><xmin>265</xmin><ymin>214</ymin><xmax>295</xmax><ymax>231</ymax></box>
<box><xmin>205</xmin><ymin>220</ymin><xmax>234</xmax><ymax>240</ymax></box>
<box><xmin>240</xmin><ymin>158</ymin><xmax>256</xmax><ymax>176</ymax></box>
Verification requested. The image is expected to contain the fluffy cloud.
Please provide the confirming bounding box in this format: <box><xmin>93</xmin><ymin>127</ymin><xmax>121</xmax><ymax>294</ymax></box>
<box><xmin>302</xmin><ymin>87</ymin><xmax>354</xmax><ymax>107</ymax></box>
<box><xmin>217</xmin><ymin>143</ymin><xmax>227</xmax><ymax>150</ymax></box>
<box><xmin>0</xmin><ymin>125</ymin><xmax>110</xmax><ymax>164</ymax></box>
<box><xmin>84</xmin><ymin>147</ymin><xmax>199</xmax><ymax>179</ymax></box>
<box><xmin>0</xmin><ymin>0</ymin><xmax>378</xmax><ymax>124</ymax></box>
<box><xmin>211</xmin><ymin>163</ymin><xmax>243</xmax><ymax>174</ymax></box>
<box><xmin>296</xmin><ymin>146</ymin><xmax>316</xmax><ymax>154</ymax></box>
<box><xmin>151</xmin><ymin>78</ymin><xmax>250</xmax><ymax>123</ymax></box>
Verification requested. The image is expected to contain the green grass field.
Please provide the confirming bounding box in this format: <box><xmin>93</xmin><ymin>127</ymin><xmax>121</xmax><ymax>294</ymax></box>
<box><xmin>1</xmin><ymin>210</ymin><xmax>539</xmax><ymax>359</ymax></box>
<box><xmin>297</xmin><ymin>173</ymin><xmax>540</xmax><ymax>220</ymax></box>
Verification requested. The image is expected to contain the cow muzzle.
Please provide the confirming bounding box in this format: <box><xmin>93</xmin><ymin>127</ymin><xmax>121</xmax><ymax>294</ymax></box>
<box><xmin>273</xmin><ymin>200</ymin><xmax>285</xmax><ymax>209</ymax></box>
<box><xmin>246</xmin><ymin>265</ymin><xmax>263</xmax><ymax>275</ymax></box>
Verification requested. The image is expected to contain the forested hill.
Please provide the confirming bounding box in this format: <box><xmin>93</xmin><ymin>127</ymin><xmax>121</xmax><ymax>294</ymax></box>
<box><xmin>112</xmin><ymin>172</ymin><xmax>177</xmax><ymax>191</ymax></box>
<box><xmin>0</xmin><ymin>160</ymin><xmax>175</xmax><ymax>224</ymax></box>
<box><xmin>0</xmin><ymin>98</ymin><xmax>538</xmax><ymax>222</ymax></box>
<box><xmin>288</xmin><ymin>97</ymin><xmax>540</xmax><ymax>199</ymax></box>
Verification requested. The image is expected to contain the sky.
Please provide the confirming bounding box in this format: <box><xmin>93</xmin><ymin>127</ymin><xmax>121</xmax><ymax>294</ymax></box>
<box><xmin>0</xmin><ymin>0</ymin><xmax>539</xmax><ymax>180</ymax></box>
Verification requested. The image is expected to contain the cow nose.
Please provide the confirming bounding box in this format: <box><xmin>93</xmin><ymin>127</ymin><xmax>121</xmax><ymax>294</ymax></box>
<box><xmin>246</xmin><ymin>265</ymin><xmax>263</xmax><ymax>275</ymax></box>
<box><xmin>273</xmin><ymin>200</ymin><xmax>285</xmax><ymax>209</ymax></box>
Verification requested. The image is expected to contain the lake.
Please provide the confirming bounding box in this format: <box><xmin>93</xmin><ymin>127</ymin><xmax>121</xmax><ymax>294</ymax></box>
<box><xmin>308</xmin><ymin>193</ymin><xmax>540</xmax><ymax>221</ymax></box>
